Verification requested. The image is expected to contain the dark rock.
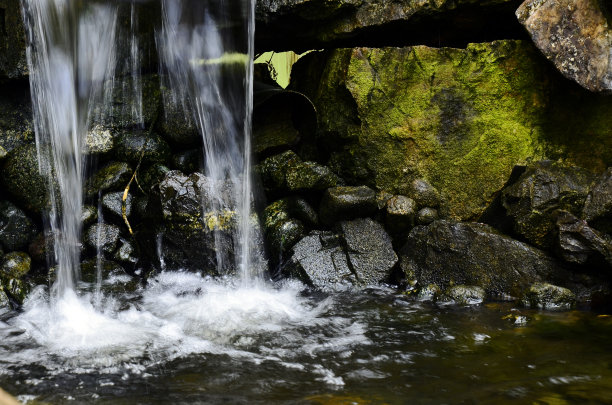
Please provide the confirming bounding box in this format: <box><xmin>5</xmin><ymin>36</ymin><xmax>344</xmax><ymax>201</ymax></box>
<box><xmin>1</xmin><ymin>144</ymin><xmax>49</xmax><ymax>213</ymax></box>
<box><xmin>2</xmin><ymin>277</ymin><xmax>29</xmax><ymax>305</ymax></box>
<box><xmin>0</xmin><ymin>201</ymin><xmax>37</xmax><ymax>251</ymax></box>
<box><xmin>516</xmin><ymin>0</ymin><xmax>612</xmax><ymax>93</ymax></box>
<box><xmin>522</xmin><ymin>282</ymin><xmax>576</xmax><ymax>310</ymax></box>
<box><xmin>28</xmin><ymin>232</ymin><xmax>52</xmax><ymax>263</ymax></box>
<box><xmin>113</xmin><ymin>239</ymin><xmax>138</xmax><ymax>265</ymax></box>
<box><xmin>385</xmin><ymin>195</ymin><xmax>416</xmax><ymax>235</ymax></box>
<box><xmin>0</xmin><ymin>89</ymin><xmax>34</xmax><ymax>153</ymax></box>
<box><xmin>0</xmin><ymin>0</ymin><xmax>27</xmax><ymax>78</ymax></box>
<box><xmin>319</xmin><ymin>185</ymin><xmax>377</xmax><ymax>226</ymax></box>
<box><xmin>284</xmin><ymin>231</ymin><xmax>355</xmax><ymax>288</ymax></box>
<box><xmin>172</xmin><ymin>149</ymin><xmax>201</xmax><ymax>173</ymax></box>
<box><xmin>101</xmin><ymin>191</ymin><xmax>133</xmax><ymax>220</ymax></box>
<box><xmin>115</xmin><ymin>131</ymin><xmax>171</xmax><ymax>164</ymax></box>
<box><xmin>158</xmin><ymin>171</ymin><xmax>237</xmax><ymax>273</ymax></box>
<box><xmin>85</xmin><ymin>162</ymin><xmax>132</xmax><ymax>197</ymax></box>
<box><xmin>400</xmin><ymin>220</ymin><xmax>570</xmax><ymax>298</ymax></box>
<box><xmin>0</xmin><ymin>252</ymin><xmax>31</xmax><ymax>279</ymax></box>
<box><xmin>262</xmin><ymin>199</ymin><xmax>307</xmax><ymax>260</ymax></box>
<box><xmin>445</xmin><ymin>285</ymin><xmax>486</xmax><ymax>306</ymax></box>
<box><xmin>583</xmin><ymin>168</ymin><xmax>612</xmax><ymax>234</ymax></box>
<box><xmin>140</xmin><ymin>164</ymin><xmax>170</xmax><ymax>192</ymax></box>
<box><xmin>85</xmin><ymin>223</ymin><xmax>121</xmax><ymax>255</ymax></box>
<box><xmin>554</xmin><ymin>210</ymin><xmax>612</xmax><ymax>269</ymax></box>
<box><xmin>376</xmin><ymin>190</ymin><xmax>393</xmax><ymax>210</ymax></box>
<box><xmin>100</xmin><ymin>74</ymin><xmax>161</xmax><ymax>129</ymax></box>
<box><xmin>405</xmin><ymin>179</ymin><xmax>441</xmax><ymax>209</ymax></box>
<box><xmin>501</xmin><ymin>161</ymin><xmax>593</xmax><ymax>249</ymax></box>
<box><xmin>340</xmin><ymin>218</ymin><xmax>398</xmax><ymax>285</ymax></box>
<box><xmin>0</xmin><ymin>289</ymin><xmax>9</xmax><ymax>313</ymax></box>
<box><xmin>416</xmin><ymin>207</ymin><xmax>438</xmax><ymax>225</ymax></box>
<box><xmin>81</xmin><ymin>205</ymin><xmax>98</xmax><ymax>227</ymax></box>
<box><xmin>416</xmin><ymin>284</ymin><xmax>441</xmax><ymax>302</ymax></box>
<box><xmin>159</xmin><ymin>90</ymin><xmax>200</xmax><ymax>145</ymax></box>
<box><xmin>80</xmin><ymin>258</ymin><xmax>126</xmax><ymax>284</ymax></box>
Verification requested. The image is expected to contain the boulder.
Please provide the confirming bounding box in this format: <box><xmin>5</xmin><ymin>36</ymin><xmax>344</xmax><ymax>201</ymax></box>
<box><xmin>291</xmin><ymin>41</ymin><xmax>612</xmax><ymax>220</ymax></box>
<box><xmin>516</xmin><ymin>0</ymin><xmax>612</xmax><ymax>93</ymax></box>
<box><xmin>319</xmin><ymin>185</ymin><xmax>377</xmax><ymax>226</ymax></box>
<box><xmin>1</xmin><ymin>144</ymin><xmax>48</xmax><ymax>213</ymax></box>
<box><xmin>522</xmin><ymin>282</ymin><xmax>576</xmax><ymax>310</ymax></box>
<box><xmin>101</xmin><ymin>191</ymin><xmax>133</xmax><ymax>220</ymax></box>
<box><xmin>444</xmin><ymin>285</ymin><xmax>486</xmax><ymax>305</ymax></box>
<box><xmin>416</xmin><ymin>207</ymin><xmax>438</xmax><ymax>225</ymax></box>
<box><xmin>85</xmin><ymin>223</ymin><xmax>121</xmax><ymax>255</ymax></box>
<box><xmin>81</xmin><ymin>205</ymin><xmax>98</xmax><ymax>227</ymax></box>
<box><xmin>583</xmin><ymin>168</ymin><xmax>612</xmax><ymax>234</ymax></box>
<box><xmin>115</xmin><ymin>131</ymin><xmax>171</xmax><ymax>164</ymax></box>
<box><xmin>0</xmin><ymin>251</ymin><xmax>31</xmax><ymax>279</ymax></box>
<box><xmin>0</xmin><ymin>201</ymin><xmax>37</xmax><ymax>251</ymax></box>
<box><xmin>554</xmin><ymin>210</ymin><xmax>612</xmax><ymax>270</ymax></box>
<box><xmin>85</xmin><ymin>161</ymin><xmax>132</xmax><ymax>197</ymax></box>
<box><xmin>399</xmin><ymin>220</ymin><xmax>570</xmax><ymax>298</ymax></box>
<box><xmin>385</xmin><ymin>195</ymin><xmax>416</xmax><ymax>235</ymax></box>
<box><xmin>404</xmin><ymin>178</ymin><xmax>441</xmax><ymax>209</ymax></box>
<box><xmin>500</xmin><ymin>161</ymin><xmax>593</xmax><ymax>249</ymax></box>
<box><xmin>340</xmin><ymin>218</ymin><xmax>397</xmax><ymax>285</ymax></box>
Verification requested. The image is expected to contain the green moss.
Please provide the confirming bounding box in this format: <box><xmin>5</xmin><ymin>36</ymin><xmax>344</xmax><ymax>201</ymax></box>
<box><xmin>295</xmin><ymin>40</ymin><xmax>612</xmax><ymax>220</ymax></box>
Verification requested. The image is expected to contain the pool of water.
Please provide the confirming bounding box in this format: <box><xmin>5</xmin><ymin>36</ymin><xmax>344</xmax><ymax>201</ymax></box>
<box><xmin>1</xmin><ymin>272</ymin><xmax>611</xmax><ymax>404</ymax></box>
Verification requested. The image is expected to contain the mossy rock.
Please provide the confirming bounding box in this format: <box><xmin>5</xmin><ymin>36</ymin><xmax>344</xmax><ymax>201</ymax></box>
<box><xmin>115</xmin><ymin>131</ymin><xmax>171</xmax><ymax>164</ymax></box>
<box><xmin>1</xmin><ymin>144</ymin><xmax>49</xmax><ymax>214</ymax></box>
<box><xmin>0</xmin><ymin>251</ymin><xmax>31</xmax><ymax>279</ymax></box>
<box><xmin>85</xmin><ymin>161</ymin><xmax>132</xmax><ymax>197</ymax></box>
<box><xmin>291</xmin><ymin>40</ymin><xmax>612</xmax><ymax>220</ymax></box>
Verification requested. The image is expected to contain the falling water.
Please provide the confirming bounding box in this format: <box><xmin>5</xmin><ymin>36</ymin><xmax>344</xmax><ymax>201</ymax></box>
<box><xmin>21</xmin><ymin>0</ymin><xmax>118</xmax><ymax>298</ymax></box>
<box><xmin>157</xmin><ymin>0</ymin><xmax>263</xmax><ymax>283</ymax></box>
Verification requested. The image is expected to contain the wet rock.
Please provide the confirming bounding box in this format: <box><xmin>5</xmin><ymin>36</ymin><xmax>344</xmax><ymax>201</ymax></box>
<box><xmin>284</xmin><ymin>231</ymin><xmax>356</xmax><ymax>288</ymax></box>
<box><xmin>0</xmin><ymin>201</ymin><xmax>37</xmax><ymax>251</ymax></box>
<box><xmin>376</xmin><ymin>190</ymin><xmax>393</xmax><ymax>210</ymax></box>
<box><xmin>405</xmin><ymin>179</ymin><xmax>441</xmax><ymax>209</ymax></box>
<box><xmin>258</xmin><ymin>150</ymin><xmax>341</xmax><ymax>194</ymax></box>
<box><xmin>101</xmin><ymin>74</ymin><xmax>161</xmax><ymax>129</ymax></box>
<box><xmin>85</xmin><ymin>162</ymin><xmax>132</xmax><ymax>197</ymax></box>
<box><xmin>101</xmin><ymin>191</ymin><xmax>133</xmax><ymax>220</ymax></box>
<box><xmin>113</xmin><ymin>239</ymin><xmax>138</xmax><ymax>265</ymax></box>
<box><xmin>0</xmin><ymin>91</ymin><xmax>34</xmax><ymax>154</ymax></box>
<box><xmin>319</xmin><ymin>186</ymin><xmax>377</xmax><ymax>226</ymax></box>
<box><xmin>2</xmin><ymin>278</ymin><xmax>29</xmax><ymax>305</ymax></box>
<box><xmin>516</xmin><ymin>0</ymin><xmax>612</xmax><ymax>93</ymax></box>
<box><xmin>340</xmin><ymin>218</ymin><xmax>397</xmax><ymax>285</ymax></box>
<box><xmin>115</xmin><ymin>131</ymin><xmax>171</xmax><ymax>164</ymax></box>
<box><xmin>140</xmin><ymin>164</ymin><xmax>170</xmax><ymax>192</ymax></box>
<box><xmin>80</xmin><ymin>258</ymin><xmax>127</xmax><ymax>284</ymax></box>
<box><xmin>445</xmin><ymin>285</ymin><xmax>486</xmax><ymax>306</ymax></box>
<box><xmin>158</xmin><ymin>171</ymin><xmax>237</xmax><ymax>273</ymax></box>
<box><xmin>0</xmin><ymin>0</ymin><xmax>28</xmax><ymax>78</ymax></box>
<box><xmin>85</xmin><ymin>126</ymin><xmax>114</xmax><ymax>155</ymax></box>
<box><xmin>554</xmin><ymin>210</ymin><xmax>612</xmax><ymax>270</ymax></box>
<box><xmin>85</xmin><ymin>223</ymin><xmax>121</xmax><ymax>255</ymax></box>
<box><xmin>159</xmin><ymin>91</ymin><xmax>200</xmax><ymax>145</ymax></box>
<box><xmin>172</xmin><ymin>149</ymin><xmax>201</xmax><ymax>173</ymax></box>
<box><xmin>522</xmin><ymin>282</ymin><xmax>576</xmax><ymax>310</ymax></box>
<box><xmin>583</xmin><ymin>168</ymin><xmax>612</xmax><ymax>234</ymax></box>
<box><xmin>416</xmin><ymin>207</ymin><xmax>438</xmax><ymax>225</ymax></box>
<box><xmin>262</xmin><ymin>199</ymin><xmax>307</xmax><ymax>260</ymax></box>
<box><xmin>0</xmin><ymin>289</ymin><xmax>9</xmax><ymax>313</ymax></box>
<box><xmin>400</xmin><ymin>221</ymin><xmax>569</xmax><ymax>298</ymax></box>
<box><xmin>28</xmin><ymin>232</ymin><xmax>52</xmax><ymax>263</ymax></box>
<box><xmin>416</xmin><ymin>284</ymin><xmax>441</xmax><ymax>302</ymax></box>
<box><xmin>1</xmin><ymin>144</ymin><xmax>49</xmax><ymax>213</ymax></box>
<box><xmin>501</xmin><ymin>161</ymin><xmax>593</xmax><ymax>250</ymax></box>
<box><xmin>291</xmin><ymin>42</ymin><xmax>612</xmax><ymax>220</ymax></box>
<box><xmin>81</xmin><ymin>205</ymin><xmax>98</xmax><ymax>227</ymax></box>
<box><xmin>385</xmin><ymin>195</ymin><xmax>416</xmax><ymax>235</ymax></box>
<box><xmin>0</xmin><ymin>252</ymin><xmax>31</xmax><ymax>279</ymax></box>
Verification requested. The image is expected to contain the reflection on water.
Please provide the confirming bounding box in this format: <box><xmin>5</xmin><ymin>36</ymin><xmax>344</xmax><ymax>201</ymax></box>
<box><xmin>1</xmin><ymin>273</ymin><xmax>611</xmax><ymax>404</ymax></box>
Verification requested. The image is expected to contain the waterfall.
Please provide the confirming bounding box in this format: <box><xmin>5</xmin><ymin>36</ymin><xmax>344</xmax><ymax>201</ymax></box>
<box><xmin>157</xmin><ymin>0</ymin><xmax>263</xmax><ymax>283</ymax></box>
<box><xmin>21</xmin><ymin>0</ymin><xmax>118</xmax><ymax>299</ymax></box>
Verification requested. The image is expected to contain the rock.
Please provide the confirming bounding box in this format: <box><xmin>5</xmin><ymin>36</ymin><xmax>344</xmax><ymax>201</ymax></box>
<box><xmin>385</xmin><ymin>195</ymin><xmax>416</xmax><ymax>235</ymax></box>
<box><xmin>0</xmin><ymin>0</ymin><xmax>28</xmax><ymax>78</ymax></box>
<box><xmin>2</xmin><ymin>278</ymin><xmax>29</xmax><ymax>305</ymax></box>
<box><xmin>258</xmin><ymin>150</ymin><xmax>340</xmax><ymax>194</ymax></box>
<box><xmin>0</xmin><ymin>89</ymin><xmax>34</xmax><ymax>153</ymax></box>
<box><xmin>1</xmin><ymin>144</ymin><xmax>49</xmax><ymax>213</ymax></box>
<box><xmin>0</xmin><ymin>201</ymin><xmax>37</xmax><ymax>251</ymax></box>
<box><xmin>85</xmin><ymin>223</ymin><xmax>121</xmax><ymax>255</ymax></box>
<box><xmin>85</xmin><ymin>125</ymin><xmax>114</xmax><ymax>155</ymax></box>
<box><xmin>501</xmin><ymin>161</ymin><xmax>593</xmax><ymax>249</ymax></box>
<box><xmin>172</xmin><ymin>149</ymin><xmax>201</xmax><ymax>173</ymax></box>
<box><xmin>516</xmin><ymin>0</ymin><xmax>612</xmax><ymax>93</ymax></box>
<box><xmin>445</xmin><ymin>285</ymin><xmax>486</xmax><ymax>306</ymax></box>
<box><xmin>0</xmin><ymin>289</ymin><xmax>9</xmax><ymax>313</ymax></box>
<box><xmin>400</xmin><ymin>220</ymin><xmax>570</xmax><ymax>298</ymax></box>
<box><xmin>416</xmin><ymin>284</ymin><xmax>441</xmax><ymax>302</ymax></box>
<box><xmin>376</xmin><ymin>190</ymin><xmax>393</xmax><ymax>210</ymax></box>
<box><xmin>80</xmin><ymin>258</ymin><xmax>126</xmax><ymax>284</ymax></box>
<box><xmin>100</xmin><ymin>74</ymin><xmax>161</xmax><ymax>129</ymax></box>
<box><xmin>416</xmin><ymin>207</ymin><xmax>438</xmax><ymax>225</ymax></box>
<box><xmin>28</xmin><ymin>232</ymin><xmax>52</xmax><ymax>263</ymax></box>
<box><xmin>158</xmin><ymin>171</ymin><xmax>237</xmax><ymax>273</ymax></box>
<box><xmin>262</xmin><ymin>199</ymin><xmax>308</xmax><ymax>260</ymax></box>
<box><xmin>319</xmin><ymin>185</ymin><xmax>377</xmax><ymax>226</ymax></box>
<box><xmin>159</xmin><ymin>89</ymin><xmax>200</xmax><ymax>145</ymax></box>
<box><xmin>554</xmin><ymin>210</ymin><xmax>612</xmax><ymax>270</ymax></box>
<box><xmin>340</xmin><ymin>218</ymin><xmax>397</xmax><ymax>285</ymax></box>
<box><xmin>291</xmin><ymin>41</ymin><xmax>612</xmax><ymax>220</ymax></box>
<box><xmin>115</xmin><ymin>131</ymin><xmax>171</xmax><ymax>164</ymax></box>
<box><xmin>81</xmin><ymin>205</ymin><xmax>98</xmax><ymax>226</ymax></box>
<box><xmin>0</xmin><ymin>146</ymin><xmax>6</xmax><ymax>160</ymax></box>
<box><xmin>283</xmin><ymin>231</ymin><xmax>356</xmax><ymax>288</ymax></box>
<box><xmin>101</xmin><ymin>191</ymin><xmax>133</xmax><ymax>220</ymax></box>
<box><xmin>85</xmin><ymin>162</ymin><xmax>132</xmax><ymax>197</ymax></box>
<box><xmin>583</xmin><ymin>168</ymin><xmax>612</xmax><ymax>234</ymax></box>
<box><xmin>0</xmin><ymin>252</ymin><xmax>31</xmax><ymax>279</ymax></box>
<box><xmin>113</xmin><ymin>239</ymin><xmax>138</xmax><ymax>265</ymax></box>
<box><xmin>256</xmin><ymin>0</ymin><xmax>521</xmax><ymax>51</ymax></box>
<box><xmin>405</xmin><ymin>179</ymin><xmax>441</xmax><ymax>209</ymax></box>
<box><xmin>140</xmin><ymin>164</ymin><xmax>170</xmax><ymax>192</ymax></box>
<box><xmin>523</xmin><ymin>282</ymin><xmax>576</xmax><ymax>310</ymax></box>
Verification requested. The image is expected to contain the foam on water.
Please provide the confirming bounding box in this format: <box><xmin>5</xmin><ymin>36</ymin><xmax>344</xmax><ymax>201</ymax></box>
<box><xmin>0</xmin><ymin>273</ymin><xmax>369</xmax><ymax>378</ymax></box>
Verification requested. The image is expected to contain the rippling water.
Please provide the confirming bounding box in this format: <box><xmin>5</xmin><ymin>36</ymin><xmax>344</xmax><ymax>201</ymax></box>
<box><xmin>1</xmin><ymin>273</ymin><xmax>611</xmax><ymax>404</ymax></box>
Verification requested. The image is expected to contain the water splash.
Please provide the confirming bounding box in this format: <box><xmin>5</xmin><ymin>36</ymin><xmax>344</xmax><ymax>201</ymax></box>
<box><xmin>21</xmin><ymin>0</ymin><xmax>118</xmax><ymax>298</ymax></box>
<box><xmin>157</xmin><ymin>0</ymin><xmax>264</xmax><ymax>282</ymax></box>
